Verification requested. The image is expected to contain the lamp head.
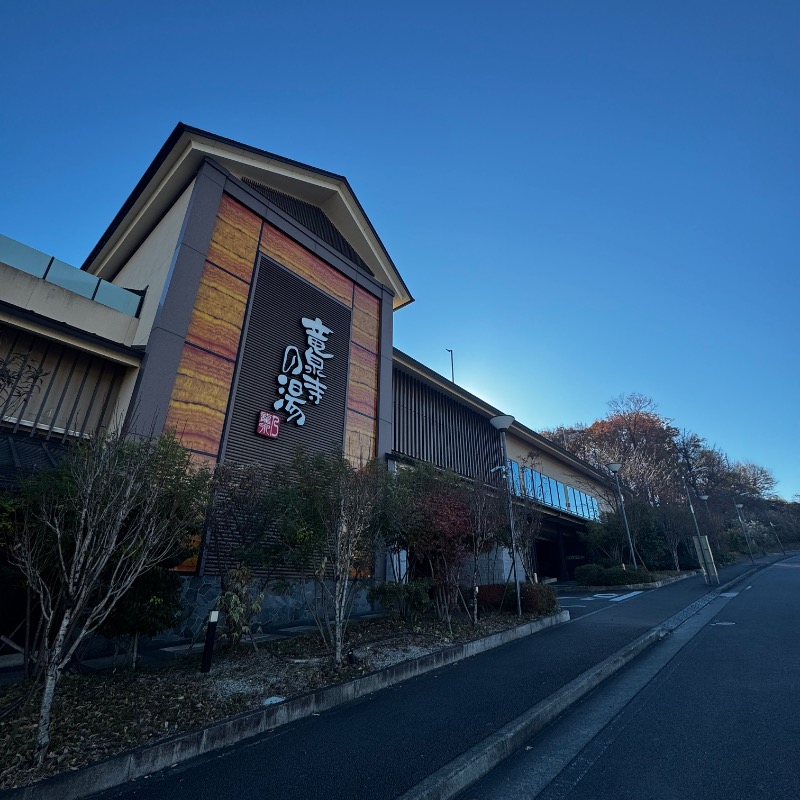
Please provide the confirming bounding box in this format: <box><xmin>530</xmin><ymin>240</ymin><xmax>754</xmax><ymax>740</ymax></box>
<box><xmin>735</xmin><ymin>503</ymin><xmax>743</xmax><ymax>509</ymax></box>
<box><xmin>699</xmin><ymin>495</ymin><xmax>709</xmax><ymax>501</ymax></box>
<box><xmin>490</xmin><ymin>414</ymin><xmax>515</xmax><ymax>432</ymax></box>
<box><xmin>607</xmin><ymin>462</ymin><xmax>621</xmax><ymax>474</ymax></box>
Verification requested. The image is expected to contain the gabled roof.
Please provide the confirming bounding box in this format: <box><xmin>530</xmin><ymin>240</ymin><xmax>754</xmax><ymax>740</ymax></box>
<box><xmin>83</xmin><ymin>124</ymin><xmax>413</xmax><ymax>309</ymax></box>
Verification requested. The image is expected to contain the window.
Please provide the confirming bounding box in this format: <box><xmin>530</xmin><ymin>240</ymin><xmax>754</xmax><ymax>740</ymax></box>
<box><xmin>540</xmin><ymin>473</ymin><xmax>553</xmax><ymax>506</ymax></box>
<box><xmin>565</xmin><ymin>486</ymin><xmax>600</xmax><ymax>520</ymax></box>
<box><xmin>523</xmin><ymin>467</ymin><xmax>534</xmax><ymax>497</ymax></box>
<box><xmin>509</xmin><ymin>460</ymin><xmax>522</xmax><ymax>496</ymax></box>
<box><xmin>567</xmin><ymin>486</ymin><xmax>577</xmax><ymax>513</ymax></box>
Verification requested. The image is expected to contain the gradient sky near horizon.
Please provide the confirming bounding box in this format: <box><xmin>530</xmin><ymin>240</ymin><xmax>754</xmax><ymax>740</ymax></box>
<box><xmin>2</xmin><ymin>1</ymin><xmax>798</xmax><ymax>498</ymax></box>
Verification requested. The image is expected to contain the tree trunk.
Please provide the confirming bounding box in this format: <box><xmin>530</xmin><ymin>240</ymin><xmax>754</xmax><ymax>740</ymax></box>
<box><xmin>333</xmin><ymin>575</ymin><xmax>347</xmax><ymax>668</ymax></box>
<box><xmin>471</xmin><ymin>557</ymin><xmax>479</xmax><ymax>626</ymax></box>
<box><xmin>36</xmin><ymin>611</ymin><xmax>71</xmax><ymax>764</ymax></box>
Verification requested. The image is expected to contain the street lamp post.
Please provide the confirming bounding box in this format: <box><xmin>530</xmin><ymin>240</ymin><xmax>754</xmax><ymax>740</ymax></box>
<box><xmin>767</xmin><ymin>512</ymin><xmax>786</xmax><ymax>556</ymax></box>
<box><xmin>491</xmin><ymin>414</ymin><xmax>522</xmax><ymax>616</ymax></box>
<box><xmin>606</xmin><ymin>463</ymin><xmax>638</xmax><ymax>569</ymax></box>
<box><xmin>734</xmin><ymin>502</ymin><xmax>755</xmax><ymax>565</ymax></box>
<box><xmin>699</xmin><ymin>494</ymin><xmax>712</xmax><ymax>527</ymax></box>
<box><xmin>683</xmin><ymin>479</ymin><xmax>716</xmax><ymax>583</ymax></box>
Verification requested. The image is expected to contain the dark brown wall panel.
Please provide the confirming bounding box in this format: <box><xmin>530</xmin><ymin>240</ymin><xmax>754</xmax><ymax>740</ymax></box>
<box><xmin>222</xmin><ymin>256</ymin><xmax>352</xmax><ymax>470</ymax></box>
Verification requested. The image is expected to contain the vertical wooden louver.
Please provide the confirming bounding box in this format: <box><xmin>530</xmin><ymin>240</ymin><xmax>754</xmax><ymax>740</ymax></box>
<box><xmin>392</xmin><ymin>367</ymin><xmax>500</xmax><ymax>480</ymax></box>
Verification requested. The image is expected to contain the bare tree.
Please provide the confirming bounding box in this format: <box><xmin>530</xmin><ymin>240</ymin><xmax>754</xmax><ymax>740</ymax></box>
<box><xmin>657</xmin><ymin>503</ymin><xmax>691</xmax><ymax>571</ymax></box>
<box><xmin>277</xmin><ymin>452</ymin><xmax>386</xmax><ymax>668</ymax></box>
<box><xmin>11</xmin><ymin>431</ymin><xmax>210</xmax><ymax>763</ymax></box>
<box><xmin>464</xmin><ymin>476</ymin><xmax>505</xmax><ymax>624</ymax></box>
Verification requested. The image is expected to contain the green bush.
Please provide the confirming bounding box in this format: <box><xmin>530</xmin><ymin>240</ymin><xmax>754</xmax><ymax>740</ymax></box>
<box><xmin>369</xmin><ymin>578</ymin><xmax>432</xmax><ymax>621</ymax></box>
<box><xmin>520</xmin><ymin>583</ymin><xmax>558</xmax><ymax>614</ymax></box>
<box><xmin>573</xmin><ymin>564</ymin><xmax>605</xmax><ymax>586</ymax></box>
<box><xmin>575</xmin><ymin>564</ymin><xmax>656</xmax><ymax>587</ymax></box>
<box><xmin>477</xmin><ymin>583</ymin><xmax>516</xmax><ymax>612</ymax></box>
<box><xmin>477</xmin><ymin>582</ymin><xmax>558</xmax><ymax>615</ymax></box>
<box><xmin>602</xmin><ymin>566</ymin><xmax>654</xmax><ymax>585</ymax></box>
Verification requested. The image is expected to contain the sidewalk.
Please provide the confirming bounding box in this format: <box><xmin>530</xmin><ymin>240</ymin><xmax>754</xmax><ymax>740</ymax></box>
<box><xmin>69</xmin><ymin>555</ymin><xmax>781</xmax><ymax>800</ymax></box>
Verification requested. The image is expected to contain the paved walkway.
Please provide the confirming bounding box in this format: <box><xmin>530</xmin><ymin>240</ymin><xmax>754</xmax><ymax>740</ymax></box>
<box><xmin>87</xmin><ymin>555</ymin><xmax>783</xmax><ymax>800</ymax></box>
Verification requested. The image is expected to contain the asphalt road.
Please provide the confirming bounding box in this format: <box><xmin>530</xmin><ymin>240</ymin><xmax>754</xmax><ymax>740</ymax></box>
<box><xmin>462</xmin><ymin>555</ymin><xmax>800</xmax><ymax>800</ymax></box>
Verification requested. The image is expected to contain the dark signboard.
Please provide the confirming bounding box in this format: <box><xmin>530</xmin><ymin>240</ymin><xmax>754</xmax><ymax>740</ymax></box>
<box><xmin>222</xmin><ymin>255</ymin><xmax>352</xmax><ymax>470</ymax></box>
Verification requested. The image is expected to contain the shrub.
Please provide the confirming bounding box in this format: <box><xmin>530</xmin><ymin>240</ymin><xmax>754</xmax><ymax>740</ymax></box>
<box><xmin>602</xmin><ymin>566</ymin><xmax>648</xmax><ymax>585</ymax></box>
<box><xmin>477</xmin><ymin>583</ymin><xmax>516</xmax><ymax>612</ymax></box>
<box><xmin>520</xmin><ymin>583</ymin><xmax>558</xmax><ymax>615</ymax></box>
<box><xmin>477</xmin><ymin>582</ymin><xmax>558</xmax><ymax>616</ymax></box>
<box><xmin>217</xmin><ymin>565</ymin><xmax>264</xmax><ymax>650</ymax></box>
<box><xmin>715</xmin><ymin>551</ymin><xmax>739</xmax><ymax>567</ymax></box>
<box><xmin>369</xmin><ymin>578</ymin><xmax>432</xmax><ymax>621</ymax></box>
<box><xmin>574</xmin><ymin>564</ymin><xmax>605</xmax><ymax>586</ymax></box>
<box><xmin>575</xmin><ymin>564</ymin><xmax>656</xmax><ymax>587</ymax></box>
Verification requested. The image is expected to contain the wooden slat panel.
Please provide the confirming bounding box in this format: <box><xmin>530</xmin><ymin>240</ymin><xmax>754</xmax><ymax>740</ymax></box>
<box><xmin>0</xmin><ymin>330</ymin><xmax>122</xmax><ymax>438</ymax></box>
<box><xmin>185</xmin><ymin>261</ymin><xmax>250</xmax><ymax>361</ymax></box>
<box><xmin>260</xmin><ymin>224</ymin><xmax>354</xmax><ymax>308</ymax></box>
<box><xmin>352</xmin><ymin>286</ymin><xmax>380</xmax><ymax>354</ymax></box>
<box><xmin>206</xmin><ymin>194</ymin><xmax>261</xmax><ymax>282</ymax></box>
<box><xmin>345</xmin><ymin>408</ymin><xmax>376</xmax><ymax>466</ymax></box>
<box><xmin>164</xmin><ymin>344</ymin><xmax>235</xmax><ymax>456</ymax></box>
<box><xmin>346</xmin><ymin>343</ymin><xmax>378</xmax><ymax>418</ymax></box>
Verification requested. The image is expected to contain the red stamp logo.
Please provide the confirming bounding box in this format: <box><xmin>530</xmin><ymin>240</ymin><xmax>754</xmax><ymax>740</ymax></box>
<box><xmin>256</xmin><ymin>411</ymin><xmax>280</xmax><ymax>438</ymax></box>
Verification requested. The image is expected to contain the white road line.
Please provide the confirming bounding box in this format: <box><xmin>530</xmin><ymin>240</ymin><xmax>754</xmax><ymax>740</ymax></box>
<box><xmin>559</xmin><ymin>605</ymin><xmax>587</xmax><ymax>608</ymax></box>
<box><xmin>608</xmin><ymin>591</ymin><xmax>643</xmax><ymax>603</ymax></box>
<box><xmin>720</xmin><ymin>592</ymin><xmax>739</xmax><ymax>598</ymax></box>
<box><xmin>593</xmin><ymin>593</ymin><xmax>619</xmax><ymax>599</ymax></box>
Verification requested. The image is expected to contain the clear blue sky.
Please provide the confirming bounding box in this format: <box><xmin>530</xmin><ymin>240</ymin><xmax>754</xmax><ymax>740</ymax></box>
<box><xmin>2</xmin><ymin>1</ymin><xmax>798</xmax><ymax>498</ymax></box>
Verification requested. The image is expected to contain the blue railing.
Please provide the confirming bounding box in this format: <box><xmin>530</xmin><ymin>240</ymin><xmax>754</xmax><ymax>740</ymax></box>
<box><xmin>0</xmin><ymin>233</ymin><xmax>143</xmax><ymax>317</ymax></box>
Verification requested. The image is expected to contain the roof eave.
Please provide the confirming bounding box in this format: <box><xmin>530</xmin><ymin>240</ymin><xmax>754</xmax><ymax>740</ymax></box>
<box><xmin>82</xmin><ymin>124</ymin><xmax>413</xmax><ymax>309</ymax></box>
<box><xmin>392</xmin><ymin>348</ymin><xmax>607</xmax><ymax>482</ymax></box>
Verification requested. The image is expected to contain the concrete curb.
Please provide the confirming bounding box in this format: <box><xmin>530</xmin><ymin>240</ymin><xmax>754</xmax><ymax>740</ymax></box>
<box><xmin>395</xmin><ymin>626</ymin><xmax>668</xmax><ymax>800</ymax></box>
<box><xmin>1</xmin><ymin>612</ymin><xmax>569</xmax><ymax>800</ymax></box>
<box><xmin>396</xmin><ymin>559</ymin><xmax>775</xmax><ymax>800</ymax></box>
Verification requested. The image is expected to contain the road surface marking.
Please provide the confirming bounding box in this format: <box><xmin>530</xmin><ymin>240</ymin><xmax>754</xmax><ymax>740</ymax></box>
<box><xmin>711</xmin><ymin>621</ymin><xmax>736</xmax><ymax>626</ymax></box>
<box><xmin>593</xmin><ymin>593</ymin><xmax>619</xmax><ymax>599</ymax></box>
<box><xmin>719</xmin><ymin>592</ymin><xmax>739</xmax><ymax>598</ymax></box>
<box><xmin>608</xmin><ymin>591</ymin><xmax>643</xmax><ymax>602</ymax></box>
<box><xmin>559</xmin><ymin>605</ymin><xmax>587</xmax><ymax>608</ymax></box>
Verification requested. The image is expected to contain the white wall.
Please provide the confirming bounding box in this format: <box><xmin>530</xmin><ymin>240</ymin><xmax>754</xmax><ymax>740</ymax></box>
<box><xmin>111</xmin><ymin>180</ymin><xmax>195</xmax><ymax>347</ymax></box>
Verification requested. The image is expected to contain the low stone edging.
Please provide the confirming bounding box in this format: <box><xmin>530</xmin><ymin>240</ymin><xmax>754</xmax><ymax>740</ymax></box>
<box><xmin>2</xmin><ymin>610</ymin><xmax>569</xmax><ymax>800</ymax></box>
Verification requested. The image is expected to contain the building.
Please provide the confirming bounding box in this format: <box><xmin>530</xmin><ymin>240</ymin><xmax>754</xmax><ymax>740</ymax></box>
<box><xmin>1</xmin><ymin>124</ymin><xmax>609</xmax><ymax>628</ymax></box>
